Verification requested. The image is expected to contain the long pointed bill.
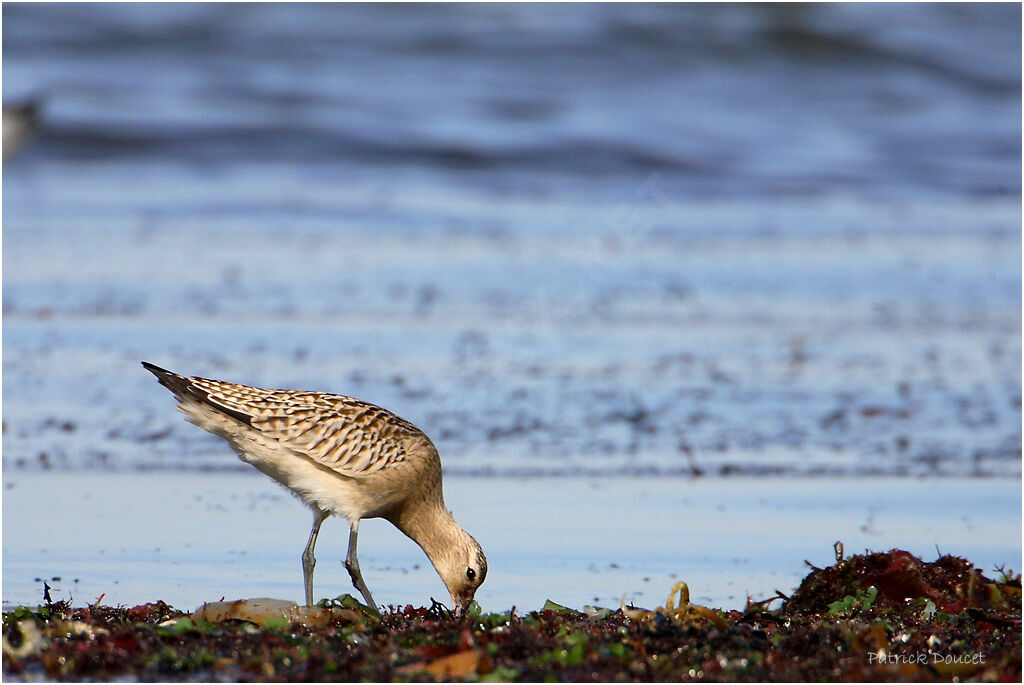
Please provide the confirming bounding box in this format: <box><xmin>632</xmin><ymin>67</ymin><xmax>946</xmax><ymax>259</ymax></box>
<box><xmin>452</xmin><ymin>597</ymin><xmax>467</xmax><ymax>618</ymax></box>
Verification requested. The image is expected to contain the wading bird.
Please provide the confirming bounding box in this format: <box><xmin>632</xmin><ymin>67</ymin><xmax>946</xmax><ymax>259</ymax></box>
<box><xmin>143</xmin><ymin>362</ymin><xmax>486</xmax><ymax>615</ymax></box>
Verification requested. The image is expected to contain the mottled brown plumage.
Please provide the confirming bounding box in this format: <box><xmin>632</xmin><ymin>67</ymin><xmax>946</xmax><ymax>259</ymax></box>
<box><xmin>187</xmin><ymin>376</ymin><xmax>428</xmax><ymax>475</ymax></box>
<box><xmin>142</xmin><ymin>362</ymin><xmax>487</xmax><ymax>614</ymax></box>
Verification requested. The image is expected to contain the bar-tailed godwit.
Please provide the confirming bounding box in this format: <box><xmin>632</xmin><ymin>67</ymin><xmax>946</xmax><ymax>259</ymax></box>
<box><xmin>142</xmin><ymin>362</ymin><xmax>486</xmax><ymax>615</ymax></box>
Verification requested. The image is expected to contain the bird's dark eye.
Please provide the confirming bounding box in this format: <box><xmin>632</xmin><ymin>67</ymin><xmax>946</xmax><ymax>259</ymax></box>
<box><xmin>466</xmin><ymin>568</ymin><xmax>476</xmax><ymax>581</ymax></box>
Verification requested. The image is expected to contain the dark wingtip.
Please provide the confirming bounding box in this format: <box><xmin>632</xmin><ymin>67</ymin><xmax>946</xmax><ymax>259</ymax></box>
<box><xmin>141</xmin><ymin>361</ymin><xmax>191</xmax><ymax>396</ymax></box>
<box><xmin>141</xmin><ymin>360</ymin><xmax>167</xmax><ymax>374</ymax></box>
<box><xmin>141</xmin><ymin>361</ymin><xmax>179</xmax><ymax>382</ymax></box>
<box><xmin>141</xmin><ymin>361</ymin><xmax>254</xmax><ymax>427</ymax></box>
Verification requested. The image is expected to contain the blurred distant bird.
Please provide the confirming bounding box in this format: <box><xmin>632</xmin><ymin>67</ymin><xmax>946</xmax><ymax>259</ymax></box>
<box><xmin>142</xmin><ymin>362</ymin><xmax>487</xmax><ymax>615</ymax></box>
<box><xmin>3</xmin><ymin>97</ymin><xmax>42</xmax><ymax>161</ymax></box>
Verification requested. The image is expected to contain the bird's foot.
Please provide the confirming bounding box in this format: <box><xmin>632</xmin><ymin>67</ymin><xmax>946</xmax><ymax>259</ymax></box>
<box><xmin>344</xmin><ymin>560</ymin><xmax>379</xmax><ymax>614</ymax></box>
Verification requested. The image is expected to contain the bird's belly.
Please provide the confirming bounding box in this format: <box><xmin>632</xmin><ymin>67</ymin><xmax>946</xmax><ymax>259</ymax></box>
<box><xmin>239</xmin><ymin>441</ymin><xmax>362</xmax><ymax>516</ymax></box>
<box><xmin>241</xmin><ymin>448</ymin><xmax>404</xmax><ymax>522</ymax></box>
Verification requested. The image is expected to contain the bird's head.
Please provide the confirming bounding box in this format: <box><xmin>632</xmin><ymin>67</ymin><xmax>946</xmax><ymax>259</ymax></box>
<box><xmin>437</xmin><ymin>528</ymin><xmax>487</xmax><ymax>617</ymax></box>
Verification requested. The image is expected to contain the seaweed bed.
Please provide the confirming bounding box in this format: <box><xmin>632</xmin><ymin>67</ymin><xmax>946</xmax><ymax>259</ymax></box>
<box><xmin>3</xmin><ymin>549</ymin><xmax>1020</xmax><ymax>682</ymax></box>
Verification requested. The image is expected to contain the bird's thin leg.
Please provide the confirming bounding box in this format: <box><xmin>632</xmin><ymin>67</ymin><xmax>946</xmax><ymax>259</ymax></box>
<box><xmin>302</xmin><ymin>508</ymin><xmax>329</xmax><ymax>607</ymax></box>
<box><xmin>345</xmin><ymin>520</ymin><xmax>379</xmax><ymax>613</ymax></box>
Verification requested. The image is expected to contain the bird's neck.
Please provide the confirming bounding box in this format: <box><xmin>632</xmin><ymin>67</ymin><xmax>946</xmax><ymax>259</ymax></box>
<box><xmin>392</xmin><ymin>498</ymin><xmax>463</xmax><ymax>566</ymax></box>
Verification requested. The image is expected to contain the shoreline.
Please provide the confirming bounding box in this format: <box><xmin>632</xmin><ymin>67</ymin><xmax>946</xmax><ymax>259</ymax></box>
<box><xmin>4</xmin><ymin>472</ymin><xmax>1020</xmax><ymax>614</ymax></box>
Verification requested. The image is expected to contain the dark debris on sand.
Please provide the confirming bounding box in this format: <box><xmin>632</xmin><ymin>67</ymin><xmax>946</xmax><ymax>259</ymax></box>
<box><xmin>2</xmin><ymin>549</ymin><xmax>1020</xmax><ymax>682</ymax></box>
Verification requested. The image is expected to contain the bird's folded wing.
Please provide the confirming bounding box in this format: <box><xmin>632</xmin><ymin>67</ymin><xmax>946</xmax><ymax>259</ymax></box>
<box><xmin>189</xmin><ymin>377</ymin><xmax>428</xmax><ymax>476</ymax></box>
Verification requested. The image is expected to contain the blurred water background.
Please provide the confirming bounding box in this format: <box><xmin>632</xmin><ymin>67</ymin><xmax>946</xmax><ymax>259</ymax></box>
<box><xmin>3</xmin><ymin>3</ymin><xmax>1021</xmax><ymax>611</ymax></box>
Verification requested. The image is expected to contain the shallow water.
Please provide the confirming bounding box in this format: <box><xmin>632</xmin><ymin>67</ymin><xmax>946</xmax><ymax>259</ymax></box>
<box><xmin>2</xmin><ymin>197</ymin><xmax>1020</xmax><ymax>478</ymax></box>
<box><xmin>3</xmin><ymin>472</ymin><xmax>1020</xmax><ymax>612</ymax></box>
<box><xmin>4</xmin><ymin>5</ymin><xmax>1019</xmax><ymax>479</ymax></box>
<box><xmin>2</xmin><ymin>4</ymin><xmax>1021</xmax><ymax>610</ymax></box>
<box><xmin>3</xmin><ymin>3</ymin><xmax>1020</xmax><ymax>479</ymax></box>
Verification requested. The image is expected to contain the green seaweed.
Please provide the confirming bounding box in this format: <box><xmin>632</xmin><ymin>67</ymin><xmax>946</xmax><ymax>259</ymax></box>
<box><xmin>826</xmin><ymin>585</ymin><xmax>878</xmax><ymax>615</ymax></box>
